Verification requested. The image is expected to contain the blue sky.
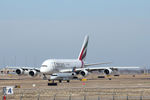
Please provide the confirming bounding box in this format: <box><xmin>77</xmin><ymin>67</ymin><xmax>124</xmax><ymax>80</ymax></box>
<box><xmin>0</xmin><ymin>0</ymin><xmax>150</xmax><ymax>19</ymax></box>
<box><xmin>0</xmin><ymin>0</ymin><xmax>150</xmax><ymax>67</ymax></box>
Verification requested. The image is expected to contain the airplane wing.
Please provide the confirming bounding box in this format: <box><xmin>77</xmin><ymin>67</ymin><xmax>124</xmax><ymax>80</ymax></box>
<box><xmin>59</xmin><ymin>62</ymin><xmax>111</xmax><ymax>72</ymax></box>
<box><xmin>6</xmin><ymin>66</ymin><xmax>40</xmax><ymax>71</ymax></box>
<box><xmin>82</xmin><ymin>66</ymin><xmax>139</xmax><ymax>71</ymax></box>
<box><xmin>84</xmin><ymin>62</ymin><xmax>112</xmax><ymax>67</ymax></box>
<box><xmin>60</xmin><ymin>66</ymin><xmax>140</xmax><ymax>74</ymax></box>
<box><xmin>6</xmin><ymin>66</ymin><xmax>40</xmax><ymax>76</ymax></box>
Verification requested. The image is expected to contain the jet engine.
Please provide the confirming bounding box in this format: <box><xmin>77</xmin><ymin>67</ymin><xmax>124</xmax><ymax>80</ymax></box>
<box><xmin>104</xmin><ymin>68</ymin><xmax>112</xmax><ymax>75</ymax></box>
<box><xmin>80</xmin><ymin>69</ymin><xmax>88</xmax><ymax>77</ymax></box>
<box><xmin>29</xmin><ymin>70</ymin><xmax>38</xmax><ymax>77</ymax></box>
<box><xmin>16</xmin><ymin>68</ymin><xmax>24</xmax><ymax>75</ymax></box>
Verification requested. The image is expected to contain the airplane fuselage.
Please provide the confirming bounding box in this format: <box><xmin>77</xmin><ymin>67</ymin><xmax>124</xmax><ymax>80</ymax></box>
<box><xmin>40</xmin><ymin>59</ymin><xmax>83</xmax><ymax>74</ymax></box>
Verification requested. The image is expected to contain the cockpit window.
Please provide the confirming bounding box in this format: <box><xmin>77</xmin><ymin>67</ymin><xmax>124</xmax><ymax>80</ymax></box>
<box><xmin>42</xmin><ymin>65</ymin><xmax>47</xmax><ymax>67</ymax></box>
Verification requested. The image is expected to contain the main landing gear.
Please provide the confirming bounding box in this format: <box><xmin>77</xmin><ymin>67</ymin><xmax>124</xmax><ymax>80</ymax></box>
<box><xmin>59</xmin><ymin>80</ymin><xmax>62</xmax><ymax>83</ymax></box>
<box><xmin>67</xmin><ymin>80</ymin><xmax>70</xmax><ymax>83</ymax></box>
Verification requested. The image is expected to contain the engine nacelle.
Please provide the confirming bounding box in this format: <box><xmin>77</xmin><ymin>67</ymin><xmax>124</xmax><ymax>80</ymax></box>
<box><xmin>80</xmin><ymin>69</ymin><xmax>88</xmax><ymax>77</ymax></box>
<box><xmin>104</xmin><ymin>68</ymin><xmax>112</xmax><ymax>75</ymax></box>
<box><xmin>16</xmin><ymin>68</ymin><xmax>24</xmax><ymax>75</ymax></box>
<box><xmin>29</xmin><ymin>70</ymin><xmax>38</xmax><ymax>77</ymax></box>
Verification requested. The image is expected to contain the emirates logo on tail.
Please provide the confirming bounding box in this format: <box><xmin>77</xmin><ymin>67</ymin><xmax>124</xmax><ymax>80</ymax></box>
<box><xmin>78</xmin><ymin>35</ymin><xmax>89</xmax><ymax>61</ymax></box>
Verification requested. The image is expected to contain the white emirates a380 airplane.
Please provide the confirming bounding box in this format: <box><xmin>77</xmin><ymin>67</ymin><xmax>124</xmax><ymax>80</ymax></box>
<box><xmin>8</xmin><ymin>35</ymin><xmax>139</xmax><ymax>82</ymax></box>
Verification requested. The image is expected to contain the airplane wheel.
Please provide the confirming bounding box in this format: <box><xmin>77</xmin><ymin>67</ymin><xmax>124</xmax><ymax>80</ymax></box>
<box><xmin>67</xmin><ymin>80</ymin><xmax>70</xmax><ymax>83</ymax></box>
<box><xmin>59</xmin><ymin>80</ymin><xmax>62</xmax><ymax>83</ymax></box>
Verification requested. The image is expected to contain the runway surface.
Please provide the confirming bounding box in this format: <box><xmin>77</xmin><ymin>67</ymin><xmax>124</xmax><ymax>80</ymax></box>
<box><xmin>1</xmin><ymin>74</ymin><xmax>150</xmax><ymax>100</ymax></box>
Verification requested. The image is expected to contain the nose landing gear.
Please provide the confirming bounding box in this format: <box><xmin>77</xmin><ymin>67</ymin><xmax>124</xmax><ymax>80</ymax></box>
<box><xmin>43</xmin><ymin>74</ymin><xmax>47</xmax><ymax>80</ymax></box>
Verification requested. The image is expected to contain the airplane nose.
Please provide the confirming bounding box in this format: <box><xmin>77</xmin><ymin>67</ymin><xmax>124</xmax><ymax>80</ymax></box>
<box><xmin>40</xmin><ymin>66</ymin><xmax>51</xmax><ymax>74</ymax></box>
<box><xmin>40</xmin><ymin>67</ymin><xmax>45</xmax><ymax>73</ymax></box>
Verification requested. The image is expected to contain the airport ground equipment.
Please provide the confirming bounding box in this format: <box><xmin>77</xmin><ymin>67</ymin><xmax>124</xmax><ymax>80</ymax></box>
<box><xmin>98</xmin><ymin>76</ymin><xmax>105</xmax><ymax>78</ymax></box>
<box><xmin>114</xmin><ymin>74</ymin><xmax>120</xmax><ymax>76</ymax></box>
<box><xmin>81</xmin><ymin>78</ymin><xmax>87</xmax><ymax>81</ymax></box>
<box><xmin>49</xmin><ymin>72</ymin><xmax>76</xmax><ymax>83</ymax></box>
<box><xmin>47</xmin><ymin>80</ymin><xmax>57</xmax><ymax>86</ymax></box>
